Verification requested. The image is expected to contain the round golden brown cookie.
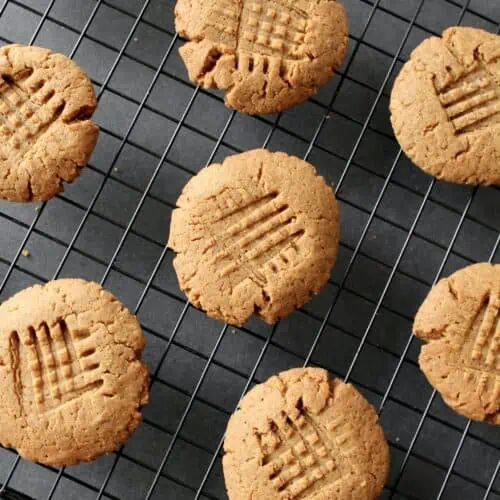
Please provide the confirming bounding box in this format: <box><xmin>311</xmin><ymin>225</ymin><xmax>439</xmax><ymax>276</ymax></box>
<box><xmin>0</xmin><ymin>44</ymin><xmax>99</xmax><ymax>202</ymax></box>
<box><xmin>414</xmin><ymin>263</ymin><xmax>500</xmax><ymax>424</ymax></box>
<box><xmin>175</xmin><ymin>0</ymin><xmax>348</xmax><ymax>114</ymax></box>
<box><xmin>168</xmin><ymin>149</ymin><xmax>340</xmax><ymax>326</ymax></box>
<box><xmin>0</xmin><ymin>279</ymin><xmax>149</xmax><ymax>466</ymax></box>
<box><xmin>390</xmin><ymin>27</ymin><xmax>500</xmax><ymax>185</ymax></box>
<box><xmin>223</xmin><ymin>367</ymin><xmax>390</xmax><ymax>500</ymax></box>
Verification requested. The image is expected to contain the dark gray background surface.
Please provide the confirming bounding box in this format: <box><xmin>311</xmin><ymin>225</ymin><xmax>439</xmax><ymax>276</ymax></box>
<box><xmin>0</xmin><ymin>0</ymin><xmax>499</xmax><ymax>499</ymax></box>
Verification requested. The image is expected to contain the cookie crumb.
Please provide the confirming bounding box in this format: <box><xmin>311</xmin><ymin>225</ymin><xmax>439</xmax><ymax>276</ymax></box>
<box><xmin>21</xmin><ymin>249</ymin><xmax>30</xmax><ymax>258</ymax></box>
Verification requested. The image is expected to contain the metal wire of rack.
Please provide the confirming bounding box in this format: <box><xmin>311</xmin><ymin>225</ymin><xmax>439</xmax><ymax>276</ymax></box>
<box><xmin>0</xmin><ymin>0</ymin><xmax>499</xmax><ymax>499</ymax></box>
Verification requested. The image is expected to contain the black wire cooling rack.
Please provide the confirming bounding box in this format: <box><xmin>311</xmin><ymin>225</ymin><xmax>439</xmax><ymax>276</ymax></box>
<box><xmin>0</xmin><ymin>0</ymin><xmax>499</xmax><ymax>499</ymax></box>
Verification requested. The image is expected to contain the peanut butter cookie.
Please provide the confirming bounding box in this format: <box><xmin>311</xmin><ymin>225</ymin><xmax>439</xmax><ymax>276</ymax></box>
<box><xmin>390</xmin><ymin>27</ymin><xmax>500</xmax><ymax>185</ymax></box>
<box><xmin>0</xmin><ymin>44</ymin><xmax>99</xmax><ymax>202</ymax></box>
<box><xmin>0</xmin><ymin>279</ymin><xmax>149</xmax><ymax>466</ymax></box>
<box><xmin>168</xmin><ymin>149</ymin><xmax>340</xmax><ymax>326</ymax></box>
<box><xmin>223</xmin><ymin>367</ymin><xmax>390</xmax><ymax>500</ymax></box>
<box><xmin>175</xmin><ymin>0</ymin><xmax>348</xmax><ymax>114</ymax></box>
<box><xmin>414</xmin><ymin>263</ymin><xmax>500</xmax><ymax>424</ymax></box>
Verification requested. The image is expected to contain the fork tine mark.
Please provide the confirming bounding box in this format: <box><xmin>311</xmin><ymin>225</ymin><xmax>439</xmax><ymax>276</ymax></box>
<box><xmin>214</xmin><ymin>191</ymin><xmax>278</xmax><ymax>224</ymax></box>
<box><xmin>471</xmin><ymin>295</ymin><xmax>499</xmax><ymax>361</ymax></box>
<box><xmin>485</xmin><ymin>299</ymin><xmax>500</xmax><ymax>368</ymax></box>
<box><xmin>51</xmin><ymin>321</ymin><xmax>74</xmax><ymax>392</ymax></box>
<box><xmin>230</xmin><ymin>206</ymin><xmax>292</xmax><ymax>250</ymax></box>
<box><xmin>446</xmin><ymin>90</ymin><xmax>497</xmax><ymax>118</ymax></box>
<box><xmin>247</xmin><ymin>227</ymin><xmax>304</xmax><ymax>262</ymax></box>
<box><xmin>439</xmin><ymin>77</ymin><xmax>490</xmax><ymax>106</ymax></box>
<box><xmin>8</xmin><ymin>332</ymin><xmax>23</xmax><ymax>415</ymax></box>
<box><xmin>38</xmin><ymin>323</ymin><xmax>62</xmax><ymax>401</ymax></box>
<box><xmin>25</xmin><ymin>327</ymin><xmax>45</xmax><ymax>410</ymax></box>
<box><xmin>452</xmin><ymin>101</ymin><xmax>500</xmax><ymax>132</ymax></box>
<box><xmin>213</xmin><ymin>205</ymin><xmax>292</xmax><ymax>267</ymax></box>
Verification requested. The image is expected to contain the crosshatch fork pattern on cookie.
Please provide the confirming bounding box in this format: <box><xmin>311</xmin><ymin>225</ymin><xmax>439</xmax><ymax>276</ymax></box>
<box><xmin>0</xmin><ymin>69</ymin><xmax>65</xmax><ymax>156</ymax></box>
<box><xmin>8</xmin><ymin>320</ymin><xmax>103</xmax><ymax>414</ymax></box>
<box><xmin>257</xmin><ymin>408</ymin><xmax>353</xmax><ymax>499</ymax></box>
<box><xmin>200</xmin><ymin>189</ymin><xmax>305</xmax><ymax>286</ymax></box>
<box><xmin>211</xmin><ymin>0</ymin><xmax>309</xmax><ymax>60</ymax></box>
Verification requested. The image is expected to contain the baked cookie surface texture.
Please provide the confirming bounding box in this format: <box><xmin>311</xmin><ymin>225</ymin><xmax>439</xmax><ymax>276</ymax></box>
<box><xmin>390</xmin><ymin>27</ymin><xmax>500</xmax><ymax>185</ymax></box>
<box><xmin>223</xmin><ymin>367</ymin><xmax>390</xmax><ymax>500</ymax></box>
<box><xmin>168</xmin><ymin>149</ymin><xmax>340</xmax><ymax>326</ymax></box>
<box><xmin>175</xmin><ymin>0</ymin><xmax>348</xmax><ymax>114</ymax></box>
<box><xmin>0</xmin><ymin>44</ymin><xmax>99</xmax><ymax>202</ymax></box>
<box><xmin>414</xmin><ymin>263</ymin><xmax>500</xmax><ymax>424</ymax></box>
<box><xmin>0</xmin><ymin>279</ymin><xmax>149</xmax><ymax>466</ymax></box>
